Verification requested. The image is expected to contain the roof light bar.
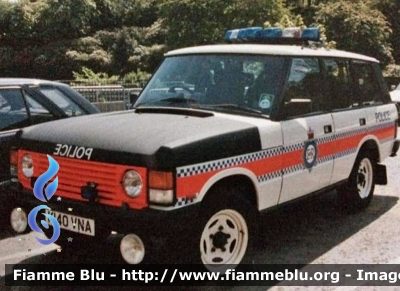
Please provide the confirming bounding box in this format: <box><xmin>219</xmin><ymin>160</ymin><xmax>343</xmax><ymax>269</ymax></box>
<box><xmin>224</xmin><ymin>27</ymin><xmax>262</xmax><ymax>42</ymax></box>
<box><xmin>238</xmin><ymin>27</ymin><xmax>263</xmax><ymax>40</ymax></box>
<box><xmin>282</xmin><ymin>27</ymin><xmax>301</xmax><ymax>38</ymax></box>
<box><xmin>224</xmin><ymin>26</ymin><xmax>321</xmax><ymax>44</ymax></box>
<box><xmin>224</xmin><ymin>29</ymin><xmax>240</xmax><ymax>41</ymax></box>
<box><xmin>260</xmin><ymin>27</ymin><xmax>282</xmax><ymax>39</ymax></box>
<box><xmin>301</xmin><ymin>27</ymin><xmax>320</xmax><ymax>41</ymax></box>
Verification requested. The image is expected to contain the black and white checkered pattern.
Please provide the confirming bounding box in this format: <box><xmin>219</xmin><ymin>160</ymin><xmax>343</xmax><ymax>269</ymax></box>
<box><xmin>335</xmin><ymin>128</ymin><xmax>364</xmax><ymax>140</ymax></box>
<box><xmin>282</xmin><ymin>143</ymin><xmax>303</xmax><ymax>153</ymax></box>
<box><xmin>316</xmin><ymin>135</ymin><xmax>335</xmax><ymax>144</ymax></box>
<box><xmin>257</xmin><ymin>171</ymin><xmax>281</xmax><ymax>183</ymax></box>
<box><xmin>334</xmin><ymin>148</ymin><xmax>357</xmax><ymax>159</ymax></box>
<box><xmin>176</xmin><ymin>121</ymin><xmax>395</xmax><ymax>180</ymax></box>
<box><xmin>334</xmin><ymin>122</ymin><xmax>393</xmax><ymax>141</ymax></box>
<box><xmin>371</xmin><ymin>122</ymin><xmax>394</xmax><ymax>132</ymax></box>
<box><xmin>316</xmin><ymin>154</ymin><xmax>334</xmax><ymax>164</ymax></box>
<box><xmin>176</xmin><ymin>147</ymin><xmax>282</xmax><ymax>178</ymax></box>
<box><xmin>316</xmin><ymin>122</ymin><xmax>394</xmax><ymax>146</ymax></box>
<box><xmin>174</xmin><ymin>196</ymin><xmax>198</xmax><ymax>207</ymax></box>
<box><xmin>282</xmin><ymin>164</ymin><xmax>304</xmax><ymax>175</ymax></box>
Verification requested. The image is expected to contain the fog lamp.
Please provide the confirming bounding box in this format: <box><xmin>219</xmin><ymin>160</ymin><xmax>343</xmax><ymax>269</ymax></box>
<box><xmin>120</xmin><ymin>234</ymin><xmax>145</xmax><ymax>264</ymax></box>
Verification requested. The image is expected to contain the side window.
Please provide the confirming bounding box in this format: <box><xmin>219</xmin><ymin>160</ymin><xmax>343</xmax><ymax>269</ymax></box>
<box><xmin>324</xmin><ymin>59</ymin><xmax>352</xmax><ymax>110</ymax></box>
<box><xmin>0</xmin><ymin>88</ymin><xmax>29</xmax><ymax>130</ymax></box>
<box><xmin>245</xmin><ymin>58</ymin><xmax>285</xmax><ymax>113</ymax></box>
<box><xmin>351</xmin><ymin>61</ymin><xmax>383</xmax><ymax>106</ymax></box>
<box><xmin>25</xmin><ymin>93</ymin><xmax>51</xmax><ymax>115</ymax></box>
<box><xmin>39</xmin><ymin>87</ymin><xmax>84</xmax><ymax>116</ymax></box>
<box><xmin>283</xmin><ymin>58</ymin><xmax>326</xmax><ymax>118</ymax></box>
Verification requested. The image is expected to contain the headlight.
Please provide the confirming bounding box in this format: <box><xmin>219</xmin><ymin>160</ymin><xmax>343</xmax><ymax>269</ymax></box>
<box><xmin>21</xmin><ymin>154</ymin><xmax>34</xmax><ymax>178</ymax></box>
<box><xmin>122</xmin><ymin>170</ymin><xmax>143</xmax><ymax>197</ymax></box>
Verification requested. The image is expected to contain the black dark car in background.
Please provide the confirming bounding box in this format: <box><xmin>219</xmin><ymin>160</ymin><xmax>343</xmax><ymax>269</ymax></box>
<box><xmin>0</xmin><ymin>78</ymin><xmax>99</xmax><ymax>186</ymax></box>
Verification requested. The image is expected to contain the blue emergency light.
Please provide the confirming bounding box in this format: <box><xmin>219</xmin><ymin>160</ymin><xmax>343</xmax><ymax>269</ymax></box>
<box><xmin>301</xmin><ymin>27</ymin><xmax>320</xmax><ymax>41</ymax></box>
<box><xmin>224</xmin><ymin>26</ymin><xmax>320</xmax><ymax>44</ymax></box>
<box><xmin>224</xmin><ymin>27</ymin><xmax>263</xmax><ymax>41</ymax></box>
<box><xmin>260</xmin><ymin>27</ymin><xmax>282</xmax><ymax>39</ymax></box>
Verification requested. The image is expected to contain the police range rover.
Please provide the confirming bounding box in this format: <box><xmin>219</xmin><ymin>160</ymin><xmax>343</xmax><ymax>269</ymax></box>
<box><xmin>7</xmin><ymin>27</ymin><xmax>400</xmax><ymax>269</ymax></box>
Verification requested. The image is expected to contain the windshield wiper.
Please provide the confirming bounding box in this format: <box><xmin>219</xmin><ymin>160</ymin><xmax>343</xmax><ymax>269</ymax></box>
<box><xmin>202</xmin><ymin>104</ymin><xmax>264</xmax><ymax>115</ymax></box>
<box><xmin>160</xmin><ymin>97</ymin><xmax>199</xmax><ymax>103</ymax></box>
<box><xmin>135</xmin><ymin>96</ymin><xmax>199</xmax><ymax>108</ymax></box>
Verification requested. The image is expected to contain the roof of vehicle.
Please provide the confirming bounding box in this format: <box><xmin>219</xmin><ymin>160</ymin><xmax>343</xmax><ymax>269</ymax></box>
<box><xmin>0</xmin><ymin>78</ymin><xmax>64</xmax><ymax>86</ymax></box>
<box><xmin>165</xmin><ymin>44</ymin><xmax>379</xmax><ymax>63</ymax></box>
<box><xmin>0</xmin><ymin>78</ymin><xmax>100</xmax><ymax>114</ymax></box>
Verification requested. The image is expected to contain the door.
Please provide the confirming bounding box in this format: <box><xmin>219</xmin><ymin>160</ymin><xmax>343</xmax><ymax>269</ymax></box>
<box><xmin>329</xmin><ymin>59</ymin><xmax>396</xmax><ymax>184</ymax></box>
<box><xmin>278</xmin><ymin>58</ymin><xmax>334</xmax><ymax>203</ymax></box>
<box><xmin>0</xmin><ymin>87</ymin><xmax>57</xmax><ymax>182</ymax></box>
<box><xmin>0</xmin><ymin>87</ymin><xmax>31</xmax><ymax>131</ymax></box>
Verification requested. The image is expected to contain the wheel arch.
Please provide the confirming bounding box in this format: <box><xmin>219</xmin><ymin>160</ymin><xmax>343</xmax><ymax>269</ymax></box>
<box><xmin>357</xmin><ymin>136</ymin><xmax>380</xmax><ymax>163</ymax></box>
<box><xmin>197</xmin><ymin>168</ymin><xmax>259</xmax><ymax>211</ymax></box>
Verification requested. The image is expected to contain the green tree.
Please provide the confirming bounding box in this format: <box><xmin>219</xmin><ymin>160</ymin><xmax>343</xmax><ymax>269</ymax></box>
<box><xmin>0</xmin><ymin>0</ymin><xmax>166</xmax><ymax>79</ymax></box>
<box><xmin>368</xmin><ymin>0</ymin><xmax>400</xmax><ymax>64</ymax></box>
<box><xmin>314</xmin><ymin>0</ymin><xmax>393</xmax><ymax>65</ymax></box>
<box><xmin>160</xmin><ymin>0</ymin><xmax>290</xmax><ymax>50</ymax></box>
<box><xmin>117</xmin><ymin>0</ymin><xmax>161</xmax><ymax>28</ymax></box>
<box><xmin>0</xmin><ymin>0</ymin><xmax>43</xmax><ymax>43</ymax></box>
<box><xmin>36</xmin><ymin>0</ymin><xmax>98</xmax><ymax>42</ymax></box>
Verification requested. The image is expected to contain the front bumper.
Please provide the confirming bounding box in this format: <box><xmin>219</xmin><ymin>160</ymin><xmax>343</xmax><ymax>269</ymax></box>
<box><xmin>7</xmin><ymin>182</ymin><xmax>201</xmax><ymax>238</ymax></box>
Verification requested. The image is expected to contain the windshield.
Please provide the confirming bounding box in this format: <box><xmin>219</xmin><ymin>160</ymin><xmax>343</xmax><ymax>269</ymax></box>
<box><xmin>136</xmin><ymin>54</ymin><xmax>285</xmax><ymax>116</ymax></box>
<box><xmin>39</xmin><ymin>87</ymin><xmax>84</xmax><ymax>116</ymax></box>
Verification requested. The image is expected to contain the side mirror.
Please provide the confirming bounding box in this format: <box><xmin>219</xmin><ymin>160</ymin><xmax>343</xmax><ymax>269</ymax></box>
<box><xmin>391</xmin><ymin>84</ymin><xmax>396</xmax><ymax>91</ymax></box>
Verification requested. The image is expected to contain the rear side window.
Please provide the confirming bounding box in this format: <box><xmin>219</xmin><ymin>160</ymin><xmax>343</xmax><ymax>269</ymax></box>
<box><xmin>351</xmin><ymin>61</ymin><xmax>383</xmax><ymax>106</ymax></box>
<box><xmin>324</xmin><ymin>59</ymin><xmax>352</xmax><ymax>110</ymax></box>
<box><xmin>25</xmin><ymin>93</ymin><xmax>51</xmax><ymax>116</ymax></box>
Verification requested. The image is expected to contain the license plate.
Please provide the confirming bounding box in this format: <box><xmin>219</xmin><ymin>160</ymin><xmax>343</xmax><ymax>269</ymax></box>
<box><xmin>44</xmin><ymin>209</ymin><xmax>95</xmax><ymax>236</ymax></box>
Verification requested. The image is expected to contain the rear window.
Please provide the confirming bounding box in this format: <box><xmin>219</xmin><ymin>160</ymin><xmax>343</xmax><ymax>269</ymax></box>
<box><xmin>351</xmin><ymin>61</ymin><xmax>383</xmax><ymax>106</ymax></box>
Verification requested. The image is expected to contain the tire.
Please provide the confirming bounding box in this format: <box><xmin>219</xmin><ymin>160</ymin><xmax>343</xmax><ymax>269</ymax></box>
<box><xmin>196</xmin><ymin>185</ymin><xmax>259</xmax><ymax>272</ymax></box>
<box><xmin>338</xmin><ymin>150</ymin><xmax>376</xmax><ymax>212</ymax></box>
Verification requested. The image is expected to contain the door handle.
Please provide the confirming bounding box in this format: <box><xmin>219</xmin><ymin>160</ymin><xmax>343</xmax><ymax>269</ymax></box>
<box><xmin>324</xmin><ymin>125</ymin><xmax>332</xmax><ymax>134</ymax></box>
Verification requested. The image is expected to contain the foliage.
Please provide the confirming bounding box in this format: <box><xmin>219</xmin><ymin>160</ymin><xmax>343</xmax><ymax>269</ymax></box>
<box><xmin>160</xmin><ymin>0</ymin><xmax>290</xmax><ymax>49</ymax></box>
<box><xmin>314</xmin><ymin>0</ymin><xmax>393</xmax><ymax>65</ymax></box>
<box><xmin>72</xmin><ymin>66</ymin><xmax>120</xmax><ymax>85</ymax></box>
<box><xmin>368</xmin><ymin>0</ymin><xmax>400</xmax><ymax>64</ymax></box>
<box><xmin>36</xmin><ymin>0</ymin><xmax>99</xmax><ymax>42</ymax></box>
<box><xmin>121</xmin><ymin>69</ymin><xmax>152</xmax><ymax>86</ymax></box>
<box><xmin>264</xmin><ymin>14</ymin><xmax>335</xmax><ymax>49</ymax></box>
<box><xmin>0</xmin><ymin>0</ymin><xmax>165</xmax><ymax>79</ymax></box>
<box><xmin>383</xmin><ymin>64</ymin><xmax>400</xmax><ymax>78</ymax></box>
<box><xmin>72</xmin><ymin>66</ymin><xmax>151</xmax><ymax>87</ymax></box>
<box><xmin>0</xmin><ymin>0</ymin><xmax>399</xmax><ymax>79</ymax></box>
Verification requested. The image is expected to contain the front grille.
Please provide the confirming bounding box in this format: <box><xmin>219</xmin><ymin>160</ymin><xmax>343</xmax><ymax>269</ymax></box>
<box><xmin>18</xmin><ymin>151</ymin><xmax>148</xmax><ymax>209</ymax></box>
<box><xmin>36</xmin><ymin>155</ymin><xmax>118</xmax><ymax>201</ymax></box>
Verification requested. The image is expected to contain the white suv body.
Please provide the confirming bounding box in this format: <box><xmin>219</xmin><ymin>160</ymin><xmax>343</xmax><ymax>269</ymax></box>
<box><xmin>8</xmin><ymin>28</ymin><xmax>400</xmax><ymax>269</ymax></box>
